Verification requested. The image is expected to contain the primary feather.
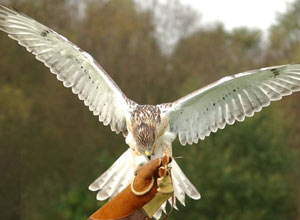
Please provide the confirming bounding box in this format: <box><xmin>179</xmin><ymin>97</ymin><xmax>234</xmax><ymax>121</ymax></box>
<box><xmin>165</xmin><ymin>64</ymin><xmax>300</xmax><ymax>145</ymax></box>
<box><xmin>1</xmin><ymin>4</ymin><xmax>300</xmax><ymax>219</ymax></box>
<box><xmin>0</xmin><ymin>5</ymin><xmax>136</xmax><ymax>134</ymax></box>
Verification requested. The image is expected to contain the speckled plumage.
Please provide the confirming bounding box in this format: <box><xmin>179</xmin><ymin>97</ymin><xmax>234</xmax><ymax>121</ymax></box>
<box><xmin>2</xmin><ymin>5</ymin><xmax>300</xmax><ymax>219</ymax></box>
<box><xmin>128</xmin><ymin>105</ymin><xmax>161</xmax><ymax>155</ymax></box>
<box><xmin>130</xmin><ymin>105</ymin><xmax>161</xmax><ymax>124</ymax></box>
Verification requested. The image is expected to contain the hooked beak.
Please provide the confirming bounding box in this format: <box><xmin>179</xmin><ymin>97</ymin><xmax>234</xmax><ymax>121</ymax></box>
<box><xmin>145</xmin><ymin>143</ymin><xmax>157</xmax><ymax>160</ymax></box>
<box><xmin>145</xmin><ymin>150</ymin><xmax>152</xmax><ymax>160</ymax></box>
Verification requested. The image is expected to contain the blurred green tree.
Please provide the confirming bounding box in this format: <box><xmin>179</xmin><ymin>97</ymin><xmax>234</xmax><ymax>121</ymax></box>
<box><xmin>0</xmin><ymin>0</ymin><xmax>299</xmax><ymax>220</ymax></box>
<box><xmin>169</xmin><ymin>24</ymin><xmax>299</xmax><ymax>220</ymax></box>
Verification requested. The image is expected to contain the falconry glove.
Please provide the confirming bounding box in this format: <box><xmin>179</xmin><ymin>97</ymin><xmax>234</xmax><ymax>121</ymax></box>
<box><xmin>88</xmin><ymin>155</ymin><xmax>173</xmax><ymax>220</ymax></box>
<box><xmin>142</xmin><ymin>162</ymin><xmax>174</xmax><ymax>218</ymax></box>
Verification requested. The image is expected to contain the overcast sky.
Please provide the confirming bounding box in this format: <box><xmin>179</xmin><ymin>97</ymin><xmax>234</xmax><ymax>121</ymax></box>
<box><xmin>181</xmin><ymin>0</ymin><xmax>293</xmax><ymax>32</ymax></box>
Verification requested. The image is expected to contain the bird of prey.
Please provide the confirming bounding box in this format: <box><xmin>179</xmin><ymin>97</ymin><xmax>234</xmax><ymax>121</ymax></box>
<box><xmin>1</xmin><ymin>5</ymin><xmax>300</xmax><ymax>219</ymax></box>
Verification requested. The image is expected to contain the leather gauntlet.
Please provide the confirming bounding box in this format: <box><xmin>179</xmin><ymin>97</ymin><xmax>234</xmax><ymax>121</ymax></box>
<box><xmin>88</xmin><ymin>155</ymin><xmax>173</xmax><ymax>220</ymax></box>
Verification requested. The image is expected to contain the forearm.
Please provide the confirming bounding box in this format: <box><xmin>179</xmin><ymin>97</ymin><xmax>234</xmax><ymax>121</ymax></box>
<box><xmin>89</xmin><ymin>183</ymin><xmax>158</xmax><ymax>219</ymax></box>
<box><xmin>88</xmin><ymin>156</ymin><xmax>172</xmax><ymax>220</ymax></box>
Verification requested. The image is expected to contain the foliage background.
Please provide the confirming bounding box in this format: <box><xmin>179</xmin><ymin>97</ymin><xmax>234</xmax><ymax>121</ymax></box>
<box><xmin>0</xmin><ymin>0</ymin><xmax>299</xmax><ymax>220</ymax></box>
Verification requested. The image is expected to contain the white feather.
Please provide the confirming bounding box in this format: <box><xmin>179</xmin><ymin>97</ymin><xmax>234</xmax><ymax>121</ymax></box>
<box><xmin>89</xmin><ymin>149</ymin><xmax>132</xmax><ymax>192</ymax></box>
<box><xmin>164</xmin><ymin>64</ymin><xmax>300</xmax><ymax>144</ymax></box>
<box><xmin>0</xmin><ymin>5</ymin><xmax>136</xmax><ymax>134</ymax></box>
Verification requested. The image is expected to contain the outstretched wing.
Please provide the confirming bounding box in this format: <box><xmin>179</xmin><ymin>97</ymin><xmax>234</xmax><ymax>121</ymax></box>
<box><xmin>161</xmin><ymin>63</ymin><xmax>300</xmax><ymax>145</ymax></box>
<box><xmin>0</xmin><ymin>5</ymin><xmax>136</xmax><ymax>134</ymax></box>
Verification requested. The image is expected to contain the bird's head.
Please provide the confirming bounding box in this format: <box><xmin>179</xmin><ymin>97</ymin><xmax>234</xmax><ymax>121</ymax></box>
<box><xmin>133</xmin><ymin>121</ymin><xmax>157</xmax><ymax>159</ymax></box>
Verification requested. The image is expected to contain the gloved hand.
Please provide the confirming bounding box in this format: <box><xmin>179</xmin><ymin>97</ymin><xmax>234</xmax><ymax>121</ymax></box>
<box><xmin>88</xmin><ymin>155</ymin><xmax>172</xmax><ymax>220</ymax></box>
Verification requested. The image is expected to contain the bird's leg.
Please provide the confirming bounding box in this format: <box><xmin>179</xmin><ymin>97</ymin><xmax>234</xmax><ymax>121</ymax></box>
<box><xmin>134</xmin><ymin>155</ymin><xmax>150</xmax><ymax>175</ymax></box>
<box><xmin>136</xmin><ymin>154</ymin><xmax>148</xmax><ymax>167</ymax></box>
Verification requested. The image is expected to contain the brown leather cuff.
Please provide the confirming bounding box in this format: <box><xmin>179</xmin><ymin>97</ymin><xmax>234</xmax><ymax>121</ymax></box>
<box><xmin>88</xmin><ymin>208</ymin><xmax>151</xmax><ymax>220</ymax></box>
<box><xmin>88</xmin><ymin>157</ymin><xmax>172</xmax><ymax>220</ymax></box>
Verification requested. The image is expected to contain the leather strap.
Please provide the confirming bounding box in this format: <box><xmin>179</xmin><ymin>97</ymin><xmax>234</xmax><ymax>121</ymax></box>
<box><xmin>161</xmin><ymin>194</ymin><xmax>174</xmax><ymax>220</ymax></box>
<box><xmin>142</xmin><ymin>166</ymin><xmax>174</xmax><ymax>219</ymax></box>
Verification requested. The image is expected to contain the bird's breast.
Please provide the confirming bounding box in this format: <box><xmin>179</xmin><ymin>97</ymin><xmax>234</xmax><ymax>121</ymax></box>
<box><xmin>125</xmin><ymin>132</ymin><xmax>136</xmax><ymax>148</ymax></box>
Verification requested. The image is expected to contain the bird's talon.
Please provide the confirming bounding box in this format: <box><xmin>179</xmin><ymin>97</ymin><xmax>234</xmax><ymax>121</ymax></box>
<box><xmin>134</xmin><ymin>162</ymin><xmax>145</xmax><ymax>175</ymax></box>
<box><xmin>139</xmin><ymin>162</ymin><xmax>145</xmax><ymax>167</ymax></box>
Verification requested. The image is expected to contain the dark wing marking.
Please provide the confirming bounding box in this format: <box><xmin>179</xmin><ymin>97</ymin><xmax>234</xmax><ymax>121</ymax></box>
<box><xmin>160</xmin><ymin>64</ymin><xmax>300</xmax><ymax>145</ymax></box>
<box><xmin>0</xmin><ymin>5</ymin><xmax>137</xmax><ymax>134</ymax></box>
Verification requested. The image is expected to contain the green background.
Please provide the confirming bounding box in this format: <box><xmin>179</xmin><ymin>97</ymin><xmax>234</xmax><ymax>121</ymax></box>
<box><xmin>0</xmin><ymin>0</ymin><xmax>299</xmax><ymax>219</ymax></box>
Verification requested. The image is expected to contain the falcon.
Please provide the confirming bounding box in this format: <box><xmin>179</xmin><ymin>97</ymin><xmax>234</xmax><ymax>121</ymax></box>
<box><xmin>1</xmin><ymin>5</ymin><xmax>300</xmax><ymax>218</ymax></box>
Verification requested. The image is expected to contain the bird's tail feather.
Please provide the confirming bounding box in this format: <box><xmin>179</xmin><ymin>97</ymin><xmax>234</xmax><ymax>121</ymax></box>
<box><xmin>171</xmin><ymin>159</ymin><xmax>201</xmax><ymax>201</ymax></box>
<box><xmin>89</xmin><ymin>149</ymin><xmax>135</xmax><ymax>200</ymax></box>
<box><xmin>152</xmin><ymin>159</ymin><xmax>200</xmax><ymax>219</ymax></box>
